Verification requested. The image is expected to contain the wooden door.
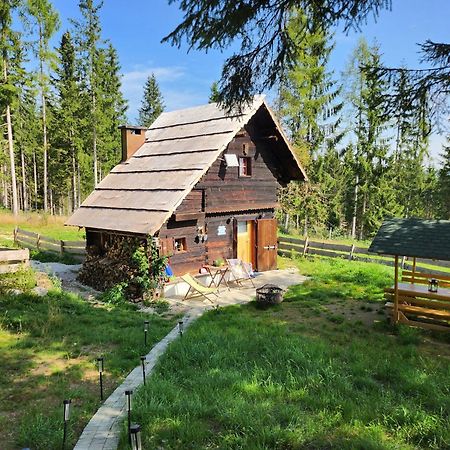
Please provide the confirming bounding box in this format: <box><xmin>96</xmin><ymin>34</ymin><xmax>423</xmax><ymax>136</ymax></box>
<box><xmin>256</xmin><ymin>218</ymin><xmax>278</xmax><ymax>271</ymax></box>
<box><xmin>237</xmin><ymin>221</ymin><xmax>255</xmax><ymax>265</ymax></box>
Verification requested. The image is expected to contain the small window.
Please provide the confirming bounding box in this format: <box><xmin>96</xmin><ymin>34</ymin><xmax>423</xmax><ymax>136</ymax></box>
<box><xmin>131</xmin><ymin>129</ymin><xmax>142</xmax><ymax>135</ymax></box>
<box><xmin>174</xmin><ymin>237</ymin><xmax>187</xmax><ymax>252</ymax></box>
<box><xmin>239</xmin><ymin>157</ymin><xmax>252</xmax><ymax>177</ymax></box>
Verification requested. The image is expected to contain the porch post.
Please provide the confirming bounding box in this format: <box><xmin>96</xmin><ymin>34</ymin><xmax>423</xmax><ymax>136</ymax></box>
<box><xmin>412</xmin><ymin>256</ymin><xmax>416</xmax><ymax>284</ymax></box>
<box><xmin>394</xmin><ymin>255</ymin><xmax>399</xmax><ymax>324</ymax></box>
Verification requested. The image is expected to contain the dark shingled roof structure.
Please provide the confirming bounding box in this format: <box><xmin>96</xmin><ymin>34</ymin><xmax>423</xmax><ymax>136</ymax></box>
<box><xmin>368</xmin><ymin>218</ymin><xmax>450</xmax><ymax>261</ymax></box>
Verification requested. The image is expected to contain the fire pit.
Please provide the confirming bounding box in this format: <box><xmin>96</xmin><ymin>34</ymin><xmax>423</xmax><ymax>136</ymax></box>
<box><xmin>256</xmin><ymin>284</ymin><xmax>284</xmax><ymax>306</ymax></box>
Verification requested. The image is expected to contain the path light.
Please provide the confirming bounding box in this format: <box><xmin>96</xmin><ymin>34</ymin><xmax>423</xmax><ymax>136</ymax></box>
<box><xmin>97</xmin><ymin>357</ymin><xmax>104</xmax><ymax>400</ymax></box>
<box><xmin>130</xmin><ymin>424</ymin><xmax>142</xmax><ymax>450</ymax></box>
<box><xmin>428</xmin><ymin>278</ymin><xmax>439</xmax><ymax>293</ymax></box>
<box><xmin>62</xmin><ymin>399</ymin><xmax>71</xmax><ymax>449</ymax></box>
<box><xmin>140</xmin><ymin>356</ymin><xmax>146</xmax><ymax>385</ymax></box>
<box><xmin>178</xmin><ymin>320</ymin><xmax>184</xmax><ymax>337</ymax></box>
<box><xmin>125</xmin><ymin>389</ymin><xmax>133</xmax><ymax>445</ymax></box>
<box><xmin>144</xmin><ymin>320</ymin><xmax>150</xmax><ymax>346</ymax></box>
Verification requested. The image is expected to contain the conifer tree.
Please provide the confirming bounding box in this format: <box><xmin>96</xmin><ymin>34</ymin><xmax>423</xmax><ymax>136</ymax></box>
<box><xmin>209</xmin><ymin>81</ymin><xmax>220</xmax><ymax>103</ymax></box>
<box><xmin>138</xmin><ymin>73</ymin><xmax>164</xmax><ymax>127</ymax></box>
<box><xmin>27</xmin><ymin>0</ymin><xmax>60</xmax><ymax>212</ymax></box>
<box><xmin>0</xmin><ymin>0</ymin><xmax>21</xmax><ymax>215</ymax></box>
<box><xmin>52</xmin><ymin>31</ymin><xmax>83</xmax><ymax>211</ymax></box>
<box><xmin>439</xmin><ymin>140</ymin><xmax>450</xmax><ymax>218</ymax></box>
<box><xmin>72</xmin><ymin>0</ymin><xmax>103</xmax><ymax>187</ymax></box>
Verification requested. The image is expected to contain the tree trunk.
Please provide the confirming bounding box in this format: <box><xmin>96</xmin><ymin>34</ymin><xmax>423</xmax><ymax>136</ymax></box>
<box><xmin>21</xmin><ymin>149</ymin><xmax>27</xmax><ymax>211</ymax></box>
<box><xmin>72</xmin><ymin>148</ymin><xmax>77</xmax><ymax>211</ymax></box>
<box><xmin>6</xmin><ymin>104</ymin><xmax>18</xmax><ymax>215</ymax></box>
<box><xmin>351</xmin><ymin>174</ymin><xmax>359</xmax><ymax>239</ymax></box>
<box><xmin>33</xmin><ymin>150</ymin><xmax>38</xmax><ymax>210</ymax></box>
<box><xmin>92</xmin><ymin>92</ymin><xmax>98</xmax><ymax>186</ymax></box>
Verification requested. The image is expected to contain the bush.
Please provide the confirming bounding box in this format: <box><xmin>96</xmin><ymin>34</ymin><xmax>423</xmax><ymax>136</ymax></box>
<box><xmin>0</xmin><ymin>267</ymin><xmax>36</xmax><ymax>293</ymax></box>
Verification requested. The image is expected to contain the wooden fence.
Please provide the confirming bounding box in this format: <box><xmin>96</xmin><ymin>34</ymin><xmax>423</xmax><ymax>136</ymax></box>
<box><xmin>0</xmin><ymin>248</ymin><xmax>30</xmax><ymax>274</ymax></box>
<box><xmin>278</xmin><ymin>236</ymin><xmax>450</xmax><ymax>276</ymax></box>
<box><xmin>14</xmin><ymin>227</ymin><xmax>86</xmax><ymax>262</ymax></box>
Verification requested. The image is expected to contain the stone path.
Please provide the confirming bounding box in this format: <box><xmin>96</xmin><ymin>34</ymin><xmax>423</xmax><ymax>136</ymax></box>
<box><xmin>73</xmin><ymin>268</ymin><xmax>307</xmax><ymax>450</ymax></box>
<box><xmin>74</xmin><ymin>307</ymin><xmax>204</xmax><ymax>450</ymax></box>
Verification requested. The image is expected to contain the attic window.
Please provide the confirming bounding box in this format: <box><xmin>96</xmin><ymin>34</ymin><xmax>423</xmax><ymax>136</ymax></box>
<box><xmin>239</xmin><ymin>157</ymin><xmax>252</xmax><ymax>177</ymax></box>
<box><xmin>174</xmin><ymin>237</ymin><xmax>187</xmax><ymax>252</ymax></box>
<box><xmin>131</xmin><ymin>129</ymin><xmax>142</xmax><ymax>135</ymax></box>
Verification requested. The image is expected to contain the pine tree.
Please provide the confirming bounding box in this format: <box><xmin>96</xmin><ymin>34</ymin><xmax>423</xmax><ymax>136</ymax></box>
<box><xmin>138</xmin><ymin>73</ymin><xmax>164</xmax><ymax>127</ymax></box>
<box><xmin>52</xmin><ymin>31</ymin><xmax>83</xmax><ymax>211</ymax></box>
<box><xmin>27</xmin><ymin>0</ymin><xmax>60</xmax><ymax>212</ymax></box>
<box><xmin>209</xmin><ymin>81</ymin><xmax>220</xmax><ymax>103</ymax></box>
<box><xmin>96</xmin><ymin>43</ymin><xmax>127</xmax><ymax>178</ymax></box>
<box><xmin>439</xmin><ymin>140</ymin><xmax>450</xmax><ymax>218</ymax></box>
<box><xmin>72</xmin><ymin>0</ymin><xmax>103</xmax><ymax>187</ymax></box>
<box><xmin>0</xmin><ymin>0</ymin><xmax>21</xmax><ymax>215</ymax></box>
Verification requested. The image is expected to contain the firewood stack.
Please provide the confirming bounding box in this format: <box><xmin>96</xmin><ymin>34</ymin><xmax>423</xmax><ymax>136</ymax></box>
<box><xmin>78</xmin><ymin>234</ymin><xmax>146</xmax><ymax>296</ymax></box>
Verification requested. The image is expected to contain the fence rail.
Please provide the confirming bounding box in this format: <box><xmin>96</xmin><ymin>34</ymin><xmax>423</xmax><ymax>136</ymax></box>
<box><xmin>278</xmin><ymin>236</ymin><xmax>450</xmax><ymax>276</ymax></box>
<box><xmin>14</xmin><ymin>227</ymin><xmax>86</xmax><ymax>262</ymax></box>
<box><xmin>0</xmin><ymin>247</ymin><xmax>30</xmax><ymax>274</ymax></box>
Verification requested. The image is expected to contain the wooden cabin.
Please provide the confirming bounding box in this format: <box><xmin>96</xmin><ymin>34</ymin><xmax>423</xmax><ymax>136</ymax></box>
<box><xmin>67</xmin><ymin>96</ymin><xmax>307</xmax><ymax>280</ymax></box>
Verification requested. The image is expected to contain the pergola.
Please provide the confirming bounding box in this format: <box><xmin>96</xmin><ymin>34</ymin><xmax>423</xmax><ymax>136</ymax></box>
<box><xmin>369</xmin><ymin>218</ymin><xmax>450</xmax><ymax>330</ymax></box>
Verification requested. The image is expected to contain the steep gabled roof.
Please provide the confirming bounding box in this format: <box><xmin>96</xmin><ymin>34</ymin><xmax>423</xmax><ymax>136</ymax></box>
<box><xmin>66</xmin><ymin>96</ymin><xmax>306</xmax><ymax>235</ymax></box>
<box><xmin>368</xmin><ymin>218</ymin><xmax>450</xmax><ymax>261</ymax></box>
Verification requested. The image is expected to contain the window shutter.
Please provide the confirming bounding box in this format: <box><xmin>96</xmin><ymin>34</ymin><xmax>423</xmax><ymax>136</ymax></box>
<box><xmin>159</xmin><ymin>237</ymin><xmax>174</xmax><ymax>256</ymax></box>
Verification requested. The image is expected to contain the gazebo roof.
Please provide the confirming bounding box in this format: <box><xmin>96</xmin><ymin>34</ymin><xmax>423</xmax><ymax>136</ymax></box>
<box><xmin>368</xmin><ymin>218</ymin><xmax>450</xmax><ymax>262</ymax></box>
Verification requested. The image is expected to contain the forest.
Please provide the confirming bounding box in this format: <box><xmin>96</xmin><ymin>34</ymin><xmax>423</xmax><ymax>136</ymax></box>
<box><xmin>0</xmin><ymin>1</ymin><xmax>449</xmax><ymax>240</ymax></box>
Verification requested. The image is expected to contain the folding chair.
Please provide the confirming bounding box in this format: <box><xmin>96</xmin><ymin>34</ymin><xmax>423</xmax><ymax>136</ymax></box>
<box><xmin>181</xmin><ymin>274</ymin><xmax>218</xmax><ymax>303</ymax></box>
<box><xmin>226</xmin><ymin>259</ymin><xmax>255</xmax><ymax>288</ymax></box>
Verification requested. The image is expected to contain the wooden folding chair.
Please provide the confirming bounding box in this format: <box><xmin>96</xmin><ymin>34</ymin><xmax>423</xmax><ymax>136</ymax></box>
<box><xmin>181</xmin><ymin>274</ymin><xmax>218</xmax><ymax>303</ymax></box>
<box><xmin>226</xmin><ymin>259</ymin><xmax>255</xmax><ymax>288</ymax></box>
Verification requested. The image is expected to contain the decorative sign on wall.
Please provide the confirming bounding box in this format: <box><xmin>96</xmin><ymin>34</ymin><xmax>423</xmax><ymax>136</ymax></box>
<box><xmin>217</xmin><ymin>225</ymin><xmax>226</xmax><ymax>236</ymax></box>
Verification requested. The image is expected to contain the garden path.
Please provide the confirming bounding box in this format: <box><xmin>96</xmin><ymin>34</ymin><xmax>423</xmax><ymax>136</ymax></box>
<box><xmin>73</xmin><ymin>268</ymin><xmax>306</xmax><ymax>450</ymax></box>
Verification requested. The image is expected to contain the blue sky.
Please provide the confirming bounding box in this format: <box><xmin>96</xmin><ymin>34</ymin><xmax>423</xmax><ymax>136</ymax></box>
<box><xmin>51</xmin><ymin>0</ymin><xmax>449</xmax><ymax>161</ymax></box>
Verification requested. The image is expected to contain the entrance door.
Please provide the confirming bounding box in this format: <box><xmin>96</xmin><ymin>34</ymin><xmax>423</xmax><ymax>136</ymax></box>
<box><xmin>237</xmin><ymin>221</ymin><xmax>255</xmax><ymax>266</ymax></box>
<box><xmin>256</xmin><ymin>218</ymin><xmax>278</xmax><ymax>271</ymax></box>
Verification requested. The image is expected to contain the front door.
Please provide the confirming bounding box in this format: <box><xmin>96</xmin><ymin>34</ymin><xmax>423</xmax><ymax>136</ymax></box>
<box><xmin>256</xmin><ymin>218</ymin><xmax>278</xmax><ymax>271</ymax></box>
<box><xmin>237</xmin><ymin>221</ymin><xmax>255</xmax><ymax>266</ymax></box>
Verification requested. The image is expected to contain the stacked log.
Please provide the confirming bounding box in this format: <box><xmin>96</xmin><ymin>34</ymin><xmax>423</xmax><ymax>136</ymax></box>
<box><xmin>78</xmin><ymin>234</ymin><xmax>146</xmax><ymax>296</ymax></box>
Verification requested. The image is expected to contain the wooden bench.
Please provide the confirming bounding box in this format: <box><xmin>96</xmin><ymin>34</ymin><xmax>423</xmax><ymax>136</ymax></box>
<box><xmin>384</xmin><ymin>271</ymin><xmax>450</xmax><ymax>331</ymax></box>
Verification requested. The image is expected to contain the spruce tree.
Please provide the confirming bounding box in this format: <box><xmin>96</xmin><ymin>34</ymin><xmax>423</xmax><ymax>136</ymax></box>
<box><xmin>0</xmin><ymin>0</ymin><xmax>21</xmax><ymax>215</ymax></box>
<box><xmin>439</xmin><ymin>140</ymin><xmax>450</xmax><ymax>218</ymax></box>
<box><xmin>209</xmin><ymin>81</ymin><xmax>220</xmax><ymax>103</ymax></box>
<box><xmin>52</xmin><ymin>31</ymin><xmax>83</xmax><ymax>211</ymax></box>
<box><xmin>138</xmin><ymin>73</ymin><xmax>164</xmax><ymax>127</ymax></box>
<box><xmin>27</xmin><ymin>0</ymin><xmax>60</xmax><ymax>212</ymax></box>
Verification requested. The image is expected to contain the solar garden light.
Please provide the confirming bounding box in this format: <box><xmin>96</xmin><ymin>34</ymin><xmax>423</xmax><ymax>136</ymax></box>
<box><xmin>140</xmin><ymin>356</ymin><xmax>146</xmax><ymax>385</ymax></box>
<box><xmin>428</xmin><ymin>278</ymin><xmax>439</xmax><ymax>293</ymax></box>
<box><xmin>62</xmin><ymin>399</ymin><xmax>71</xmax><ymax>449</ymax></box>
<box><xmin>97</xmin><ymin>357</ymin><xmax>104</xmax><ymax>400</ymax></box>
<box><xmin>144</xmin><ymin>320</ymin><xmax>150</xmax><ymax>346</ymax></box>
<box><xmin>125</xmin><ymin>389</ymin><xmax>133</xmax><ymax>445</ymax></box>
<box><xmin>178</xmin><ymin>320</ymin><xmax>184</xmax><ymax>337</ymax></box>
<box><xmin>130</xmin><ymin>424</ymin><xmax>142</xmax><ymax>450</ymax></box>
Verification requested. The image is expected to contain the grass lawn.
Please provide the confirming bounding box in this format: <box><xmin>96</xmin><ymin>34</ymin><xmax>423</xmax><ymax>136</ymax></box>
<box><xmin>119</xmin><ymin>257</ymin><xmax>450</xmax><ymax>450</ymax></box>
<box><xmin>0</xmin><ymin>210</ymin><xmax>84</xmax><ymax>244</ymax></box>
<box><xmin>0</xmin><ymin>272</ymin><xmax>178</xmax><ymax>450</ymax></box>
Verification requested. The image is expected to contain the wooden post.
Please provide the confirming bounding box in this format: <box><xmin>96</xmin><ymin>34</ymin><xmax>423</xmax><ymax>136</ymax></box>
<box><xmin>400</xmin><ymin>256</ymin><xmax>406</xmax><ymax>269</ymax></box>
<box><xmin>13</xmin><ymin>226</ymin><xmax>17</xmax><ymax>244</ymax></box>
<box><xmin>412</xmin><ymin>257</ymin><xmax>416</xmax><ymax>284</ymax></box>
<box><xmin>36</xmin><ymin>233</ymin><xmax>41</xmax><ymax>251</ymax></box>
<box><xmin>60</xmin><ymin>240</ymin><xmax>65</xmax><ymax>256</ymax></box>
<box><xmin>349</xmin><ymin>244</ymin><xmax>355</xmax><ymax>261</ymax></box>
<box><xmin>302</xmin><ymin>237</ymin><xmax>309</xmax><ymax>257</ymax></box>
<box><xmin>393</xmin><ymin>255</ymin><xmax>399</xmax><ymax>324</ymax></box>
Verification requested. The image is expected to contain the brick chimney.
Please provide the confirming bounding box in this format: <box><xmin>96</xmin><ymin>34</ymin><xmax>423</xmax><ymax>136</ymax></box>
<box><xmin>119</xmin><ymin>125</ymin><xmax>147</xmax><ymax>162</ymax></box>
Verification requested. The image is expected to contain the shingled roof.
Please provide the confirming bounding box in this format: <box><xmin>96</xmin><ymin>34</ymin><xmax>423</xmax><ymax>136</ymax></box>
<box><xmin>66</xmin><ymin>96</ymin><xmax>306</xmax><ymax>235</ymax></box>
<box><xmin>368</xmin><ymin>218</ymin><xmax>450</xmax><ymax>261</ymax></box>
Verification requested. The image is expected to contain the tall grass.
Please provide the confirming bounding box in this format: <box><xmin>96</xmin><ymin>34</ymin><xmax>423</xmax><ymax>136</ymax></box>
<box><xmin>119</xmin><ymin>259</ymin><xmax>450</xmax><ymax>450</ymax></box>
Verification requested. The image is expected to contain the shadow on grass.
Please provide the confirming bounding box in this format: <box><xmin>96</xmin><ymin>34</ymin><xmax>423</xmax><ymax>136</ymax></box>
<box><xmin>0</xmin><ymin>290</ymin><xmax>177</xmax><ymax>450</ymax></box>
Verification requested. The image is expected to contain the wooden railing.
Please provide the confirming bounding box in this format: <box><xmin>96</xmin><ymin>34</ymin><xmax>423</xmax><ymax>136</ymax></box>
<box><xmin>278</xmin><ymin>236</ymin><xmax>450</xmax><ymax>276</ymax></box>
<box><xmin>0</xmin><ymin>248</ymin><xmax>30</xmax><ymax>274</ymax></box>
<box><xmin>14</xmin><ymin>227</ymin><xmax>86</xmax><ymax>262</ymax></box>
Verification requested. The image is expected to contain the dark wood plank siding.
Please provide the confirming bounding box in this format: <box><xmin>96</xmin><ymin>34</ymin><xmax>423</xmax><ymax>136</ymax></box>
<box><xmin>196</xmin><ymin>128</ymin><xmax>281</xmax><ymax>213</ymax></box>
<box><xmin>164</xmin><ymin>127</ymin><xmax>280</xmax><ymax>275</ymax></box>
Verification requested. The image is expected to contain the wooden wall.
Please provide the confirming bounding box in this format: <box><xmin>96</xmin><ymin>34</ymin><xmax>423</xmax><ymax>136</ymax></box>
<box><xmin>158</xmin><ymin>126</ymin><xmax>280</xmax><ymax>275</ymax></box>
